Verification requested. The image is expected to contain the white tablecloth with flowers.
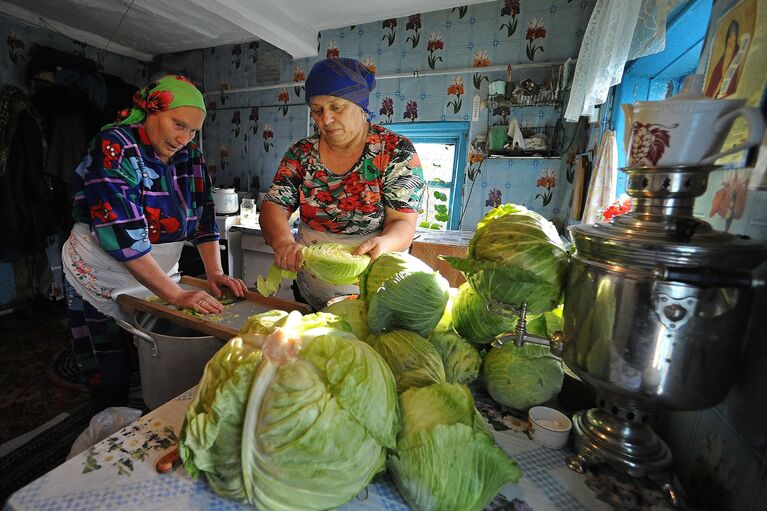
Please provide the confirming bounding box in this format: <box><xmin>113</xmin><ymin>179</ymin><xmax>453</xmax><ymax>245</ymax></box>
<box><xmin>4</xmin><ymin>387</ymin><xmax>667</xmax><ymax>511</ymax></box>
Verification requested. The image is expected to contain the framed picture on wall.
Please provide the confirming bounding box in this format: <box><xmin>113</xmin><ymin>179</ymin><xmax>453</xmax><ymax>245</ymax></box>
<box><xmin>747</xmin><ymin>131</ymin><xmax>767</xmax><ymax>189</ymax></box>
<box><xmin>701</xmin><ymin>0</ymin><xmax>767</xmax><ymax>168</ymax></box>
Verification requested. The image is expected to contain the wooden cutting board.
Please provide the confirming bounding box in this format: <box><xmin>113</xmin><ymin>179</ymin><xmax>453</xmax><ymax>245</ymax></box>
<box><xmin>115</xmin><ymin>276</ymin><xmax>310</xmax><ymax>339</ymax></box>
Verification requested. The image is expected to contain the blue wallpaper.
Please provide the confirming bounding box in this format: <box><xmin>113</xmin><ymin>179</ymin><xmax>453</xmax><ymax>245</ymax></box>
<box><xmin>200</xmin><ymin>0</ymin><xmax>596</xmax><ymax>230</ymax></box>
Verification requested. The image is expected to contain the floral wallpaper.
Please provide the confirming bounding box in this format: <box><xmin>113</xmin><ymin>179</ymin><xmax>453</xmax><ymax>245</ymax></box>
<box><xmin>199</xmin><ymin>0</ymin><xmax>597</xmax><ymax>230</ymax></box>
<box><xmin>0</xmin><ymin>14</ymin><xmax>147</xmax><ymax>91</ymax></box>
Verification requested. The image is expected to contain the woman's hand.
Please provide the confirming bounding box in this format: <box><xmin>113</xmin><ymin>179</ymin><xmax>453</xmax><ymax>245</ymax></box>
<box><xmin>207</xmin><ymin>272</ymin><xmax>248</xmax><ymax>299</ymax></box>
<box><xmin>171</xmin><ymin>289</ymin><xmax>225</xmax><ymax>314</ymax></box>
<box><xmin>272</xmin><ymin>239</ymin><xmax>304</xmax><ymax>272</ymax></box>
<box><xmin>354</xmin><ymin>209</ymin><xmax>418</xmax><ymax>259</ymax></box>
<box><xmin>353</xmin><ymin>236</ymin><xmax>391</xmax><ymax>260</ymax></box>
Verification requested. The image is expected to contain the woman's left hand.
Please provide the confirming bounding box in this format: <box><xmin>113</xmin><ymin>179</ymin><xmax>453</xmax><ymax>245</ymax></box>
<box><xmin>353</xmin><ymin>236</ymin><xmax>390</xmax><ymax>260</ymax></box>
<box><xmin>207</xmin><ymin>272</ymin><xmax>248</xmax><ymax>299</ymax></box>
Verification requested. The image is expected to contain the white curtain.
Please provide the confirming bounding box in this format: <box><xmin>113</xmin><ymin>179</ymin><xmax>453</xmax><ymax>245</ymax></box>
<box><xmin>582</xmin><ymin>130</ymin><xmax>618</xmax><ymax>224</ymax></box>
<box><xmin>565</xmin><ymin>0</ymin><xmax>684</xmax><ymax>121</ymax></box>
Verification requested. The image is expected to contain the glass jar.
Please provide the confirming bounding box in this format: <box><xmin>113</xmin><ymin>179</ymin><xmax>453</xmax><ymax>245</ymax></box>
<box><xmin>240</xmin><ymin>198</ymin><xmax>256</xmax><ymax>226</ymax></box>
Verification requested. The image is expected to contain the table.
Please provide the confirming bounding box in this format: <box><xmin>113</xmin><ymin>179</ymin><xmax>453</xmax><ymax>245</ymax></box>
<box><xmin>410</xmin><ymin>229</ymin><xmax>474</xmax><ymax>288</ymax></box>
<box><xmin>4</xmin><ymin>389</ymin><xmax>614</xmax><ymax>511</ymax></box>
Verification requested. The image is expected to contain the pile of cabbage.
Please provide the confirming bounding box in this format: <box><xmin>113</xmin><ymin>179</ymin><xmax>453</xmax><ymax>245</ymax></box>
<box><xmin>181</xmin><ymin>249</ymin><xmax>523</xmax><ymax>510</ymax></box>
<box><xmin>442</xmin><ymin>204</ymin><xmax>569</xmax><ymax>411</ymax></box>
<box><xmin>350</xmin><ymin>251</ymin><xmax>481</xmax><ymax>387</ymax></box>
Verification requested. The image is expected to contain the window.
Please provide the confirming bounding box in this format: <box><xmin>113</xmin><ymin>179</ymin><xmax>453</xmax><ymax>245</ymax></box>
<box><xmin>386</xmin><ymin>122</ymin><xmax>469</xmax><ymax>230</ymax></box>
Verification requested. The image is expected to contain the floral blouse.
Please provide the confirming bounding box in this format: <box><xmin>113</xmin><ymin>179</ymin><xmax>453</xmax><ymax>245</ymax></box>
<box><xmin>71</xmin><ymin>123</ymin><xmax>218</xmax><ymax>262</ymax></box>
<box><xmin>264</xmin><ymin>124</ymin><xmax>424</xmax><ymax>235</ymax></box>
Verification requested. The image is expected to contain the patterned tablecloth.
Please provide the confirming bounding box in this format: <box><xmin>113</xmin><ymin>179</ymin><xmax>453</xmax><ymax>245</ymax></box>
<box><xmin>3</xmin><ymin>388</ymin><xmax>630</xmax><ymax>511</ymax></box>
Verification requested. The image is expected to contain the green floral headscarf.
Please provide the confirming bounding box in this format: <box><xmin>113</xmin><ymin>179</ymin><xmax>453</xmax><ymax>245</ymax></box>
<box><xmin>103</xmin><ymin>75</ymin><xmax>206</xmax><ymax>129</ymax></box>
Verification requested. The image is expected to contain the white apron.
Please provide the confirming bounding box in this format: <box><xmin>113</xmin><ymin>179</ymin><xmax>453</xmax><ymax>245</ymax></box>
<box><xmin>295</xmin><ymin>224</ymin><xmax>377</xmax><ymax>310</ymax></box>
<box><xmin>61</xmin><ymin>222</ymin><xmax>184</xmax><ymax>321</ymax></box>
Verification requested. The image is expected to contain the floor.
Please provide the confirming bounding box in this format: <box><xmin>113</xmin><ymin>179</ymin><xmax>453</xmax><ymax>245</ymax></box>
<box><xmin>0</xmin><ymin>297</ymin><xmax>144</xmax><ymax>503</ymax></box>
<box><xmin>0</xmin><ymin>298</ymin><xmax>90</xmax><ymax>445</ymax></box>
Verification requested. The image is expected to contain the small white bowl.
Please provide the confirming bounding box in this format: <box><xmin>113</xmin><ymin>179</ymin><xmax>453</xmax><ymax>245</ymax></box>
<box><xmin>528</xmin><ymin>406</ymin><xmax>572</xmax><ymax>450</ymax></box>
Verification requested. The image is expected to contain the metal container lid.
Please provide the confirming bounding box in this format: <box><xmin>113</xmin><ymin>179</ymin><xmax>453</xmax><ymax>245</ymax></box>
<box><xmin>570</xmin><ymin>165</ymin><xmax>767</xmax><ymax>271</ymax></box>
<box><xmin>570</xmin><ymin>214</ymin><xmax>767</xmax><ymax>270</ymax></box>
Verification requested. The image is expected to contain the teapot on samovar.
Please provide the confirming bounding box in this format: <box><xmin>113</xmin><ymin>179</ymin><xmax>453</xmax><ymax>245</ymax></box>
<box><xmin>620</xmin><ymin>74</ymin><xmax>763</xmax><ymax>168</ymax></box>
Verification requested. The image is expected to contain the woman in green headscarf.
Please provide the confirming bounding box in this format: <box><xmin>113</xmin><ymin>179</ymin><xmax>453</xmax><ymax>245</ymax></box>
<box><xmin>61</xmin><ymin>75</ymin><xmax>246</xmax><ymax>409</ymax></box>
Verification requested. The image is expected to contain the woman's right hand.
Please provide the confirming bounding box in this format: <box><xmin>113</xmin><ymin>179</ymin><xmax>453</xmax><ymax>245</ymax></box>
<box><xmin>171</xmin><ymin>289</ymin><xmax>224</xmax><ymax>314</ymax></box>
<box><xmin>272</xmin><ymin>239</ymin><xmax>303</xmax><ymax>272</ymax></box>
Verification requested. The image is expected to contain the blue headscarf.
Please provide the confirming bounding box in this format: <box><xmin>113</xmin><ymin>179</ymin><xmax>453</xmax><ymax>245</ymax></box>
<box><xmin>304</xmin><ymin>58</ymin><xmax>376</xmax><ymax>115</ymax></box>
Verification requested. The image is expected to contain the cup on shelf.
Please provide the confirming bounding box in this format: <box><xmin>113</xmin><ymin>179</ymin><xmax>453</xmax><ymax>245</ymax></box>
<box><xmin>489</xmin><ymin>80</ymin><xmax>506</xmax><ymax>97</ymax></box>
<box><xmin>489</xmin><ymin>125</ymin><xmax>507</xmax><ymax>151</ymax></box>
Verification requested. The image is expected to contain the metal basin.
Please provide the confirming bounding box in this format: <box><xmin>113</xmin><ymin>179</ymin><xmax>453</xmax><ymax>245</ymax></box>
<box><xmin>118</xmin><ymin>311</ymin><xmax>225</xmax><ymax>409</ymax></box>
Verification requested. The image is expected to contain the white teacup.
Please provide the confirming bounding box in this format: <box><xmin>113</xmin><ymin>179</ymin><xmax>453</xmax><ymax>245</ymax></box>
<box><xmin>626</xmin><ymin>98</ymin><xmax>764</xmax><ymax>167</ymax></box>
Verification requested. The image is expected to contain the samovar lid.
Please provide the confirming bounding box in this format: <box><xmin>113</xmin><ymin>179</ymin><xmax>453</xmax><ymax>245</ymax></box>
<box><xmin>570</xmin><ymin>214</ymin><xmax>767</xmax><ymax>270</ymax></box>
<box><xmin>569</xmin><ymin>165</ymin><xmax>767</xmax><ymax>270</ymax></box>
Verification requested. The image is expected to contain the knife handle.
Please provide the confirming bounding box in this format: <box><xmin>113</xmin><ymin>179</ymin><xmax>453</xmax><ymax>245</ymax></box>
<box><xmin>156</xmin><ymin>447</ymin><xmax>181</xmax><ymax>473</ymax></box>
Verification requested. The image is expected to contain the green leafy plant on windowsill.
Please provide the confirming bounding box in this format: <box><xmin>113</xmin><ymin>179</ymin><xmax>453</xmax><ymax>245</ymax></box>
<box><xmin>419</xmin><ymin>179</ymin><xmax>450</xmax><ymax>230</ymax></box>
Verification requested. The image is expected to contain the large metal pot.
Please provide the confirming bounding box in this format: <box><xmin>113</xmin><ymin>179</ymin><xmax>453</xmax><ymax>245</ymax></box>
<box><xmin>117</xmin><ymin>312</ymin><xmax>225</xmax><ymax>409</ymax></box>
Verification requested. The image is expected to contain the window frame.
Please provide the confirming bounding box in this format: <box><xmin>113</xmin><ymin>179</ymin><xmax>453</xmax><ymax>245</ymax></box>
<box><xmin>386</xmin><ymin>121</ymin><xmax>469</xmax><ymax>230</ymax></box>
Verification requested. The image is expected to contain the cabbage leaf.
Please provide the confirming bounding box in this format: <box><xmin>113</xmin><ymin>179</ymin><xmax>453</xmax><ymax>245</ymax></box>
<box><xmin>255</xmin><ymin>243</ymin><xmax>370</xmax><ymax>297</ymax></box>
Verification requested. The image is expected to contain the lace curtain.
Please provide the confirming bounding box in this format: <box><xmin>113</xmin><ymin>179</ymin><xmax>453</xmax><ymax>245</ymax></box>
<box><xmin>581</xmin><ymin>130</ymin><xmax>618</xmax><ymax>224</ymax></box>
<box><xmin>565</xmin><ymin>0</ymin><xmax>684</xmax><ymax>121</ymax></box>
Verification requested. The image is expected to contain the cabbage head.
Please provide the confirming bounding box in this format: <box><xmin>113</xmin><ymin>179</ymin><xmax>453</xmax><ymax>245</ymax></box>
<box><xmin>428</xmin><ymin>328</ymin><xmax>480</xmax><ymax>385</ymax></box>
<box><xmin>481</xmin><ymin>342</ymin><xmax>564</xmax><ymax>411</ymax></box>
<box><xmin>256</xmin><ymin>243</ymin><xmax>370</xmax><ymax>297</ymax></box>
<box><xmin>366</xmin><ymin>329</ymin><xmax>446</xmax><ymax>393</ymax></box>
<box><xmin>321</xmin><ymin>298</ymin><xmax>369</xmax><ymax>340</ymax></box>
<box><xmin>443</xmin><ymin>204</ymin><xmax>569</xmax><ymax>314</ymax></box>
<box><xmin>301</xmin><ymin>243</ymin><xmax>371</xmax><ymax>284</ymax></box>
<box><xmin>368</xmin><ymin>270</ymin><xmax>450</xmax><ymax>338</ymax></box>
<box><xmin>179</xmin><ymin>310</ymin><xmax>400</xmax><ymax>510</ymax></box>
<box><xmin>359</xmin><ymin>251</ymin><xmax>432</xmax><ymax>303</ymax></box>
<box><xmin>388</xmin><ymin>383</ymin><xmax>522</xmax><ymax>511</ymax></box>
<box><xmin>452</xmin><ymin>282</ymin><xmax>517</xmax><ymax>344</ymax></box>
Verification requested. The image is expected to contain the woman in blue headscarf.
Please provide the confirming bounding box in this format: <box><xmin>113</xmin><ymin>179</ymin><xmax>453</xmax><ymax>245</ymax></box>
<box><xmin>260</xmin><ymin>57</ymin><xmax>425</xmax><ymax>310</ymax></box>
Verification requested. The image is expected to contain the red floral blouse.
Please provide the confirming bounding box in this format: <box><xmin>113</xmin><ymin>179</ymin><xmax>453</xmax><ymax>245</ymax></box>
<box><xmin>264</xmin><ymin>124</ymin><xmax>424</xmax><ymax>235</ymax></box>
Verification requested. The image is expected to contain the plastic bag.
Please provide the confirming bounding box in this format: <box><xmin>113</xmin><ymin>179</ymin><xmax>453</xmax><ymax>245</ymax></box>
<box><xmin>67</xmin><ymin>406</ymin><xmax>143</xmax><ymax>460</ymax></box>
